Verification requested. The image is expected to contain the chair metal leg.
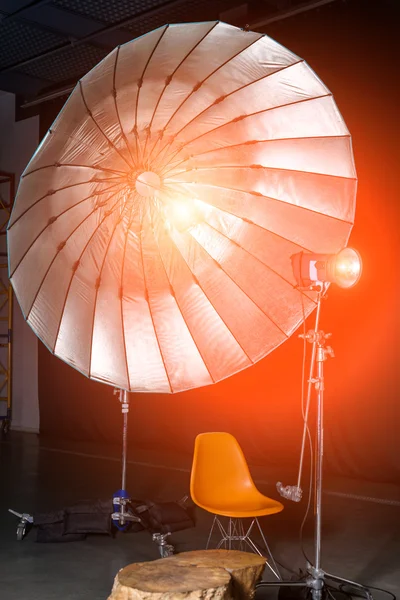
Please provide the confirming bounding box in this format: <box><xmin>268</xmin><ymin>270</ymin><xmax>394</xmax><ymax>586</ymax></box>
<box><xmin>255</xmin><ymin>518</ymin><xmax>281</xmax><ymax>580</ymax></box>
<box><xmin>206</xmin><ymin>515</ymin><xmax>218</xmax><ymax>549</ymax></box>
<box><xmin>239</xmin><ymin>519</ymin><xmax>245</xmax><ymax>552</ymax></box>
<box><xmin>216</xmin><ymin>516</ymin><xmax>228</xmax><ymax>549</ymax></box>
<box><xmin>205</xmin><ymin>515</ymin><xmax>281</xmax><ymax>580</ymax></box>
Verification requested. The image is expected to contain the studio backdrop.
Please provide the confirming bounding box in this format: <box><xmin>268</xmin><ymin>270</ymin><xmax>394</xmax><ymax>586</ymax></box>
<box><xmin>35</xmin><ymin>1</ymin><xmax>399</xmax><ymax>485</ymax></box>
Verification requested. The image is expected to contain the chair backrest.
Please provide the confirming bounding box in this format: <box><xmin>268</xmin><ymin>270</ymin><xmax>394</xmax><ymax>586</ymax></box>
<box><xmin>190</xmin><ymin>432</ymin><xmax>256</xmax><ymax>508</ymax></box>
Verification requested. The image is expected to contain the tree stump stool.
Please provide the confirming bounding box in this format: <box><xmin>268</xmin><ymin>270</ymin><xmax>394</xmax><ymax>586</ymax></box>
<box><xmin>107</xmin><ymin>550</ymin><xmax>266</xmax><ymax>600</ymax></box>
<box><xmin>107</xmin><ymin>559</ymin><xmax>231</xmax><ymax>600</ymax></box>
<box><xmin>167</xmin><ymin>550</ymin><xmax>266</xmax><ymax>600</ymax></box>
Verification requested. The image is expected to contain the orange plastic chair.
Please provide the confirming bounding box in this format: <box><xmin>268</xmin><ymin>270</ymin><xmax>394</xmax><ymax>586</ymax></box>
<box><xmin>190</xmin><ymin>432</ymin><xmax>284</xmax><ymax>579</ymax></box>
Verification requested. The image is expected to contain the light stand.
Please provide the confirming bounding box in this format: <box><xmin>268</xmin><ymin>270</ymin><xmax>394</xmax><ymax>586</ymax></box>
<box><xmin>111</xmin><ymin>389</ymin><xmax>141</xmax><ymax>530</ymax></box>
<box><xmin>110</xmin><ymin>389</ymin><xmax>174</xmax><ymax>556</ymax></box>
<box><xmin>258</xmin><ymin>249</ymin><xmax>371</xmax><ymax>599</ymax></box>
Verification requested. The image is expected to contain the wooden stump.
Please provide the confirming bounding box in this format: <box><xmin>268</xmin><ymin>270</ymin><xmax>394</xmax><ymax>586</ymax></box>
<box><xmin>107</xmin><ymin>550</ymin><xmax>266</xmax><ymax>600</ymax></box>
<box><xmin>107</xmin><ymin>559</ymin><xmax>231</xmax><ymax>600</ymax></box>
<box><xmin>166</xmin><ymin>550</ymin><xmax>266</xmax><ymax>600</ymax></box>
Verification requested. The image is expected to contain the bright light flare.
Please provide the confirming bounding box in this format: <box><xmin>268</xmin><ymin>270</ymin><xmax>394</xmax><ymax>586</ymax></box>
<box><xmin>291</xmin><ymin>247</ymin><xmax>362</xmax><ymax>289</ymax></box>
<box><xmin>164</xmin><ymin>198</ymin><xmax>210</xmax><ymax>232</ymax></box>
<box><xmin>332</xmin><ymin>247</ymin><xmax>362</xmax><ymax>288</ymax></box>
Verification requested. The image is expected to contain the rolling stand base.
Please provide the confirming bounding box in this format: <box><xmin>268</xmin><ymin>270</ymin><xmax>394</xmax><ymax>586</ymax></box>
<box><xmin>257</xmin><ymin>567</ymin><xmax>373</xmax><ymax>600</ymax></box>
<box><xmin>152</xmin><ymin>532</ymin><xmax>174</xmax><ymax>558</ymax></box>
<box><xmin>8</xmin><ymin>509</ymin><xmax>33</xmax><ymax>540</ymax></box>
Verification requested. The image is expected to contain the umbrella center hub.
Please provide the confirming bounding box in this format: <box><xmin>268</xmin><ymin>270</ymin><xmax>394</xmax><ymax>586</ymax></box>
<box><xmin>135</xmin><ymin>171</ymin><xmax>161</xmax><ymax>197</ymax></box>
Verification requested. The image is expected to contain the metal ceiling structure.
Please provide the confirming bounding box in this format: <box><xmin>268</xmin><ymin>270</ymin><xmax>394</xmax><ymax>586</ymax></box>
<box><xmin>0</xmin><ymin>0</ymin><xmax>338</xmax><ymax>111</ymax></box>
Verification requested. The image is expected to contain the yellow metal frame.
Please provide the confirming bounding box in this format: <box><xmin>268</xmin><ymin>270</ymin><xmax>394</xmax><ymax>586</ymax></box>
<box><xmin>0</xmin><ymin>171</ymin><xmax>14</xmax><ymax>432</ymax></box>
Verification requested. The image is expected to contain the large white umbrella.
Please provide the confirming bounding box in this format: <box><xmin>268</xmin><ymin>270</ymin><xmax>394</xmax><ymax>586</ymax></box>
<box><xmin>7</xmin><ymin>21</ymin><xmax>356</xmax><ymax>394</ymax></box>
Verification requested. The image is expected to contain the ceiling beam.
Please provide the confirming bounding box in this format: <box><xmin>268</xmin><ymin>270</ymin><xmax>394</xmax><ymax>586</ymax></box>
<box><xmin>0</xmin><ymin>69</ymin><xmax>54</xmax><ymax>97</ymax></box>
<box><xmin>0</xmin><ymin>0</ymin><xmax>193</xmax><ymax>75</ymax></box>
<box><xmin>0</xmin><ymin>4</ymin><xmax>133</xmax><ymax>51</ymax></box>
<box><xmin>0</xmin><ymin>0</ymin><xmax>52</xmax><ymax>22</ymax></box>
<box><xmin>248</xmin><ymin>0</ymin><xmax>338</xmax><ymax>29</ymax></box>
<box><xmin>25</xmin><ymin>4</ymin><xmax>125</xmax><ymax>42</ymax></box>
<box><xmin>15</xmin><ymin>82</ymin><xmax>76</xmax><ymax>108</ymax></box>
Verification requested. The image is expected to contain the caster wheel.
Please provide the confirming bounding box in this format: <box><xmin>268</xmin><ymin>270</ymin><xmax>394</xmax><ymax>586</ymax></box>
<box><xmin>160</xmin><ymin>544</ymin><xmax>174</xmax><ymax>558</ymax></box>
<box><xmin>16</xmin><ymin>524</ymin><xmax>26</xmax><ymax>541</ymax></box>
<box><xmin>1</xmin><ymin>419</ymin><xmax>10</xmax><ymax>437</ymax></box>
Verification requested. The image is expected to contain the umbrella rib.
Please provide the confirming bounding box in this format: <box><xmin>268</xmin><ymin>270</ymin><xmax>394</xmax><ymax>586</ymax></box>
<box><xmin>147</xmin><ymin>31</ymin><xmax>265</xmax><ymax>163</ymax></box>
<box><xmin>150</xmin><ymin>222</ymin><xmax>216</xmax><ymax>384</ymax></box>
<box><xmin>166</xmin><ymin>232</ymin><xmax>255</xmax><ymax>365</ymax></box>
<box><xmin>154</xmin><ymin>92</ymin><xmax>333</xmax><ymax>171</ymax></box>
<box><xmin>171</xmin><ymin>164</ymin><xmax>357</xmax><ymax>183</ymax></box>
<box><xmin>113</xmin><ymin>45</ymin><xmax>137</xmax><ymax>168</ymax></box>
<box><xmin>164</xmin><ymin>182</ymin><xmax>314</xmax><ymax>251</ymax></box>
<box><xmin>8</xmin><ymin>177</ymin><xmax>120</xmax><ymax>230</ymax></box>
<box><xmin>161</xmin><ymin>130</ymin><xmax>346</xmax><ymax>177</ymax></box>
<box><xmin>139</xmin><ymin>224</ymin><xmax>173</xmax><ymax>393</ymax></box>
<box><xmin>87</xmin><ymin>206</ymin><xmax>125</xmax><ymax>381</ymax></box>
<box><xmin>79</xmin><ymin>81</ymin><xmax>133</xmax><ymax>171</ymax></box>
<box><xmin>23</xmin><ymin>163</ymin><xmax>125</xmax><ymax>178</ymax></box>
<box><xmin>175</xmin><ymin>182</ymin><xmax>354</xmax><ymax>226</ymax></box>
<box><xmin>51</xmin><ymin>193</ymin><xmax>125</xmax><ymax>355</ymax></box>
<box><xmin>167</xmin><ymin>178</ymin><xmax>354</xmax><ymax>225</ymax></box>
<box><xmin>163</xmin><ymin>134</ymin><xmax>351</xmax><ymax>173</ymax></box>
<box><xmin>151</xmin><ymin>58</ymin><xmax>304</xmax><ymax>164</ymax></box>
<box><xmin>133</xmin><ymin>24</ymin><xmax>169</xmax><ymax>160</ymax></box>
<box><xmin>191</xmin><ymin>226</ymin><xmax>289</xmax><ymax>338</ymax></box>
<box><xmin>119</xmin><ymin>202</ymin><xmax>136</xmax><ymax>392</ymax></box>
<box><xmin>11</xmin><ymin>181</ymin><xmax>124</xmax><ymax>280</ymax></box>
<box><xmin>204</xmin><ymin>220</ymin><xmax>317</xmax><ymax>304</ymax></box>
<box><xmin>143</xmin><ymin>21</ymin><xmax>219</xmax><ymax>158</ymax></box>
<box><xmin>49</xmin><ymin>126</ymin><xmax>113</xmax><ymax>159</ymax></box>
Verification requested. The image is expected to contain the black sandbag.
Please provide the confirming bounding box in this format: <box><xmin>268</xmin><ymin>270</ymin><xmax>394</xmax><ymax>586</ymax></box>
<box><xmin>33</xmin><ymin>509</ymin><xmax>65</xmax><ymax>526</ymax></box>
<box><xmin>64</xmin><ymin>499</ymin><xmax>113</xmax><ymax>535</ymax></box>
<box><xmin>66</xmin><ymin>499</ymin><xmax>113</xmax><ymax>514</ymax></box>
<box><xmin>32</xmin><ymin>496</ymin><xmax>194</xmax><ymax>541</ymax></box>
<box><xmin>64</xmin><ymin>511</ymin><xmax>111</xmax><ymax>535</ymax></box>
<box><xmin>36</xmin><ymin>522</ymin><xmax>86</xmax><ymax>543</ymax></box>
<box><xmin>134</xmin><ymin>500</ymin><xmax>195</xmax><ymax>534</ymax></box>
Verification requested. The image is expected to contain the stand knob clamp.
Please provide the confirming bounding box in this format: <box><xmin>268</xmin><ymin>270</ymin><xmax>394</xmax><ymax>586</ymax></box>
<box><xmin>300</xmin><ymin>329</ymin><xmax>332</xmax><ymax>345</ymax></box>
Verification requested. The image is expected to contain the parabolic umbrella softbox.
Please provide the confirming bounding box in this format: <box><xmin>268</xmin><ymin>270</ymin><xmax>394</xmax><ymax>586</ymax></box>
<box><xmin>7</xmin><ymin>21</ymin><xmax>356</xmax><ymax>394</ymax></box>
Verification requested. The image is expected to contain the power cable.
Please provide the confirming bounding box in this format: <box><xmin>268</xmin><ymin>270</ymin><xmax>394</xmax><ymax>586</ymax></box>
<box><xmin>337</xmin><ymin>582</ymin><xmax>396</xmax><ymax>600</ymax></box>
<box><xmin>299</xmin><ymin>292</ymin><xmax>314</xmax><ymax>567</ymax></box>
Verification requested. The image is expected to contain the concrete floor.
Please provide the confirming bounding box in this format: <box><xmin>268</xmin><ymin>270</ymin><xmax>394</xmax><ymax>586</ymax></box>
<box><xmin>0</xmin><ymin>432</ymin><xmax>399</xmax><ymax>600</ymax></box>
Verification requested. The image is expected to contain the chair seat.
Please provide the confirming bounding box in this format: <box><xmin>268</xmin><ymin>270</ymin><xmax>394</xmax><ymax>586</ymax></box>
<box><xmin>198</xmin><ymin>492</ymin><xmax>284</xmax><ymax>518</ymax></box>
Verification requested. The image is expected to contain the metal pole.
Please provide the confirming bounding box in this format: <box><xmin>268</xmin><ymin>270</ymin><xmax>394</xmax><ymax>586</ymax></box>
<box><xmin>314</xmin><ymin>346</ymin><xmax>324</xmax><ymax>574</ymax></box>
<box><xmin>121</xmin><ymin>389</ymin><xmax>129</xmax><ymax>491</ymax></box>
<box><xmin>309</xmin><ymin>297</ymin><xmax>333</xmax><ymax>600</ymax></box>
<box><xmin>7</xmin><ymin>285</ymin><xmax>13</xmax><ymax>416</ymax></box>
<box><xmin>296</xmin><ymin>292</ymin><xmax>323</xmax><ymax>490</ymax></box>
<box><xmin>119</xmin><ymin>389</ymin><xmax>129</xmax><ymax>524</ymax></box>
